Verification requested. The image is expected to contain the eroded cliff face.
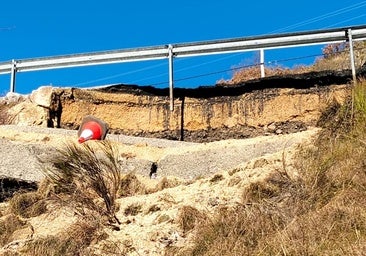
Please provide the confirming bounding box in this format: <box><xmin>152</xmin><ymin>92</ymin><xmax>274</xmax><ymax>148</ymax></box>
<box><xmin>1</xmin><ymin>69</ymin><xmax>357</xmax><ymax>142</ymax></box>
<box><xmin>61</xmin><ymin>85</ymin><xmax>344</xmax><ymax>126</ymax></box>
<box><xmin>56</xmin><ymin>85</ymin><xmax>348</xmax><ymax>141</ymax></box>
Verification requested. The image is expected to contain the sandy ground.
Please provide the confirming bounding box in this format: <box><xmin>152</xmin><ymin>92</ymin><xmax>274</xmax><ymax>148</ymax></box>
<box><xmin>0</xmin><ymin>125</ymin><xmax>319</xmax><ymax>255</ymax></box>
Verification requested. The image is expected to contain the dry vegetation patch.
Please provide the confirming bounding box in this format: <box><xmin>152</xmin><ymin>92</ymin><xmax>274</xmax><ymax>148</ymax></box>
<box><xmin>168</xmin><ymin>81</ymin><xmax>366</xmax><ymax>256</ymax></box>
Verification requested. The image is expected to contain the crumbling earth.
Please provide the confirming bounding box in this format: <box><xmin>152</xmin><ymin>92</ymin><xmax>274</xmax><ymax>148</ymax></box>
<box><xmin>0</xmin><ymin>124</ymin><xmax>319</xmax><ymax>255</ymax></box>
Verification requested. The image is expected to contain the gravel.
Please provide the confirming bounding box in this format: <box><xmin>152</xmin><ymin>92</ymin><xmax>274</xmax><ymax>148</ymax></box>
<box><xmin>0</xmin><ymin>125</ymin><xmax>319</xmax><ymax>182</ymax></box>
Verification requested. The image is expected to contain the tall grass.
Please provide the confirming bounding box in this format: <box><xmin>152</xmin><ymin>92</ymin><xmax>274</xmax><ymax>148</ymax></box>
<box><xmin>40</xmin><ymin>140</ymin><xmax>122</xmax><ymax>227</ymax></box>
<box><xmin>170</xmin><ymin>80</ymin><xmax>366</xmax><ymax>255</ymax></box>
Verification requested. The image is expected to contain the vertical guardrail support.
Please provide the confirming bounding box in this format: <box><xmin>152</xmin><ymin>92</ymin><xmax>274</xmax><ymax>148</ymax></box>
<box><xmin>168</xmin><ymin>44</ymin><xmax>174</xmax><ymax>111</ymax></box>
<box><xmin>348</xmin><ymin>29</ymin><xmax>357</xmax><ymax>85</ymax></box>
<box><xmin>260</xmin><ymin>49</ymin><xmax>265</xmax><ymax>78</ymax></box>
<box><xmin>10</xmin><ymin>60</ymin><xmax>17</xmax><ymax>93</ymax></box>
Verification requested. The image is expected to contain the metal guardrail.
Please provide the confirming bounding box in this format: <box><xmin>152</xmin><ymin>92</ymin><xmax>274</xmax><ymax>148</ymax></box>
<box><xmin>1</xmin><ymin>24</ymin><xmax>366</xmax><ymax>109</ymax></box>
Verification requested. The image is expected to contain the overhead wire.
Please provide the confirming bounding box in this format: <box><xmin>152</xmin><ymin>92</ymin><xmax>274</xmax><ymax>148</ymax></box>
<box><xmin>148</xmin><ymin>1</ymin><xmax>366</xmax><ymax>86</ymax></box>
<box><xmin>74</xmin><ymin>61</ymin><xmax>168</xmax><ymax>86</ymax></box>
<box><xmin>129</xmin><ymin>53</ymin><xmax>247</xmax><ymax>85</ymax></box>
<box><xmin>147</xmin><ymin>52</ymin><xmax>327</xmax><ymax>87</ymax></box>
<box><xmin>75</xmin><ymin>1</ymin><xmax>366</xmax><ymax>87</ymax></box>
<box><xmin>322</xmin><ymin>14</ymin><xmax>366</xmax><ymax>29</ymax></box>
<box><xmin>271</xmin><ymin>1</ymin><xmax>366</xmax><ymax>33</ymax></box>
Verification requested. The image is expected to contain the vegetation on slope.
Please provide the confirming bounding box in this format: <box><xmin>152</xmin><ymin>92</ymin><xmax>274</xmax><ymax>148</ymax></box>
<box><xmin>219</xmin><ymin>41</ymin><xmax>366</xmax><ymax>85</ymax></box>
<box><xmin>167</xmin><ymin>79</ymin><xmax>366</xmax><ymax>255</ymax></box>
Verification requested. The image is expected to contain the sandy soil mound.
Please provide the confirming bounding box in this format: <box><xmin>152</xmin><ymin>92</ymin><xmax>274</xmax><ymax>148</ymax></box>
<box><xmin>0</xmin><ymin>125</ymin><xmax>319</xmax><ymax>255</ymax></box>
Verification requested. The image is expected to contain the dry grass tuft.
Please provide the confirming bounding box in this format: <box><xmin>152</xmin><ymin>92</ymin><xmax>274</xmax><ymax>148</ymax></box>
<box><xmin>0</xmin><ymin>103</ymin><xmax>13</xmax><ymax>125</ymax></box>
<box><xmin>124</xmin><ymin>203</ymin><xmax>142</xmax><ymax>217</ymax></box>
<box><xmin>8</xmin><ymin>192</ymin><xmax>47</xmax><ymax>218</ymax></box>
<box><xmin>154</xmin><ymin>176</ymin><xmax>183</xmax><ymax>192</ymax></box>
<box><xmin>39</xmin><ymin>140</ymin><xmax>123</xmax><ymax>226</ymax></box>
<box><xmin>118</xmin><ymin>172</ymin><xmax>147</xmax><ymax>197</ymax></box>
<box><xmin>97</xmin><ymin>239</ymin><xmax>136</xmax><ymax>256</ymax></box>
<box><xmin>176</xmin><ymin>206</ymin><xmax>207</xmax><ymax>235</ymax></box>
<box><xmin>119</xmin><ymin>174</ymin><xmax>182</xmax><ymax>197</ymax></box>
<box><xmin>20</xmin><ymin>220</ymin><xmax>104</xmax><ymax>256</ymax></box>
<box><xmin>0</xmin><ymin>214</ymin><xmax>27</xmax><ymax>247</ymax></box>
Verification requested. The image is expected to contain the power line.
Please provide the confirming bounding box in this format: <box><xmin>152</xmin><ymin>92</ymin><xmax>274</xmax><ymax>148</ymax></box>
<box><xmin>322</xmin><ymin>14</ymin><xmax>366</xmax><ymax>29</ymax></box>
<box><xmin>0</xmin><ymin>26</ymin><xmax>15</xmax><ymax>31</ymax></box>
<box><xmin>145</xmin><ymin>52</ymin><xmax>327</xmax><ymax>87</ymax></box>
<box><xmin>270</xmin><ymin>1</ymin><xmax>366</xmax><ymax>33</ymax></box>
<box><xmin>147</xmin><ymin>42</ymin><xmax>366</xmax><ymax>87</ymax></box>
<box><xmin>74</xmin><ymin>61</ymin><xmax>167</xmax><ymax>86</ymax></box>
<box><xmin>74</xmin><ymin>2</ymin><xmax>366</xmax><ymax>88</ymax></box>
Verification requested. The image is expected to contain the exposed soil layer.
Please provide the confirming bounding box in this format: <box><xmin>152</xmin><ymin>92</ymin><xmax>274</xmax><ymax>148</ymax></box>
<box><xmin>1</xmin><ymin>67</ymin><xmax>364</xmax><ymax>143</ymax></box>
<box><xmin>95</xmin><ymin>67</ymin><xmax>365</xmax><ymax>97</ymax></box>
<box><xmin>110</xmin><ymin>121</ymin><xmax>308</xmax><ymax>143</ymax></box>
<box><xmin>93</xmin><ymin>68</ymin><xmax>363</xmax><ymax>142</ymax></box>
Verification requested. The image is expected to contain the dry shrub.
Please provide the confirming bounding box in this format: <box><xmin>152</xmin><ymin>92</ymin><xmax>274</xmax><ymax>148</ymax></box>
<box><xmin>263</xmin><ymin>190</ymin><xmax>366</xmax><ymax>255</ymax></box>
<box><xmin>174</xmin><ymin>171</ymin><xmax>300</xmax><ymax>255</ymax></box>
<box><xmin>258</xmin><ymin>83</ymin><xmax>365</xmax><ymax>255</ymax></box>
<box><xmin>218</xmin><ymin>64</ymin><xmax>312</xmax><ymax>85</ymax></box>
<box><xmin>314</xmin><ymin>42</ymin><xmax>366</xmax><ymax>71</ymax></box>
<box><xmin>39</xmin><ymin>141</ymin><xmax>122</xmax><ymax>226</ymax></box>
<box><xmin>218</xmin><ymin>41</ymin><xmax>366</xmax><ymax>87</ymax></box>
<box><xmin>118</xmin><ymin>174</ymin><xmax>182</xmax><ymax>197</ymax></box>
<box><xmin>0</xmin><ymin>214</ymin><xmax>27</xmax><ymax>247</ymax></box>
<box><xmin>8</xmin><ymin>192</ymin><xmax>47</xmax><ymax>218</ymax></box>
<box><xmin>98</xmin><ymin>239</ymin><xmax>135</xmax><ymax>256</ymax></box>
<box><xmin>241</xmin><ymin>171</ymin><xmax>302</xmax><ymax>208</ymax></box>
<box><xmin>118</xmin><ymin>172</ymin><xmax>147</xmax><ymax>197</ymax></box>
<box><xmin>0</xmin><ymin>103</ymin><xmax>12</xmax><ymax>125</ymax></box>
<box><xmin>154</xmin><ymin>176</ymin><xmax>183</xmax><ymax>192</ymax></box>
<box><xmin>176</xmin><ymin>204</ymin><xmax>288</xmax><ymax>256</ymax></box>
<box><xmin>124</xmin><ymin>203</ymin><xmax>142</xmax><ymax>216</ymax></box>
<box><xmin>20</xmin><ymin>220</ymin><xmax>104</xmax><ymax>256</ymax></box>
<box><xmin>176</xmin><ymin>206</ymin><xmax>207</xmax><ymax>235</ymax></box>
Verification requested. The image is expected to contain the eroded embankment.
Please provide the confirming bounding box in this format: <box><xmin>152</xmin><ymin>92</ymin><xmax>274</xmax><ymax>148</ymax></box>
<box><xmin>55</xmin><ymin>69</ymin><xmax>355</xmax><ymax>142</ymax></box>
<box><xmin>1</xmin><ymin>68</ymin><xmax>363</xmax><ymax>142</ymax></box>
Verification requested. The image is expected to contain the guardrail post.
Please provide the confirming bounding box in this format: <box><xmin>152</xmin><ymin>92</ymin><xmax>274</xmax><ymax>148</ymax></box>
<box><xmin>347</xmin><ymin>29</ymin><xmax>356</xmax><ymax>85</ymax></box>
<box><xmin>168</xmin><ymin>44</ymin><xmax>174</xmax><ymax>111</ymax></box>
<box><xmin>10</xmin><ymin>59</ymin><xmax>17</xmax><ymax>93</ymax></box>
<box><xmin>260</xmin><ymin>49</ymin><xmax>265</xmax><ymax>78</ymax></box>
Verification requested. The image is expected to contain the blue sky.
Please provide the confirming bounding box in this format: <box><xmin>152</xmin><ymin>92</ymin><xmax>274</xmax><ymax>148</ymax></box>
<box><xmin>1</xmin><ymin>0</ymin><xmax>366</xmax><ymax>95</ymax></box>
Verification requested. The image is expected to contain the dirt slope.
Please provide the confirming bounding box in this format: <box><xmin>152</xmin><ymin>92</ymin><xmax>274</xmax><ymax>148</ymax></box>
<box><xmin>0</xmin><ymin>125</ymin><xmax>319</xmax><ymax>255</ymax></box>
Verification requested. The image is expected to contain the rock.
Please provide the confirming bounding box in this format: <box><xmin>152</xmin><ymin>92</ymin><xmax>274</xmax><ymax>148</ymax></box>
<box><xmin>3</xmin><ymin>92</ymin><xmax>28</xmax><ymax>104</ymax></box>
<box><xmin>29</xmin><ymin>86</ymin><xmax>53</xmax><ymax>107</ymax></box>
<box><xmin>275</xmin><ymin>129</ymin><xmax>283</xmax><ymax>134</ymax></box>
<box><xmin>9</xmin><ymin>225</ymin><xmax>34</xmax><ymax>241</ymax></box>
<box><xmin>7</xmin><ymin>101</ymin><xmax>48</xmax><ymax>127</ymax></box>
<box><xmin>0</xmin><ymin>139</ymin><xmax>49</xmax><ymax>182</ymax></box>
<box><xmin>267</xmin><ymin>123</ymin><xmax>277</xmax><ymax>131</ymax></box>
